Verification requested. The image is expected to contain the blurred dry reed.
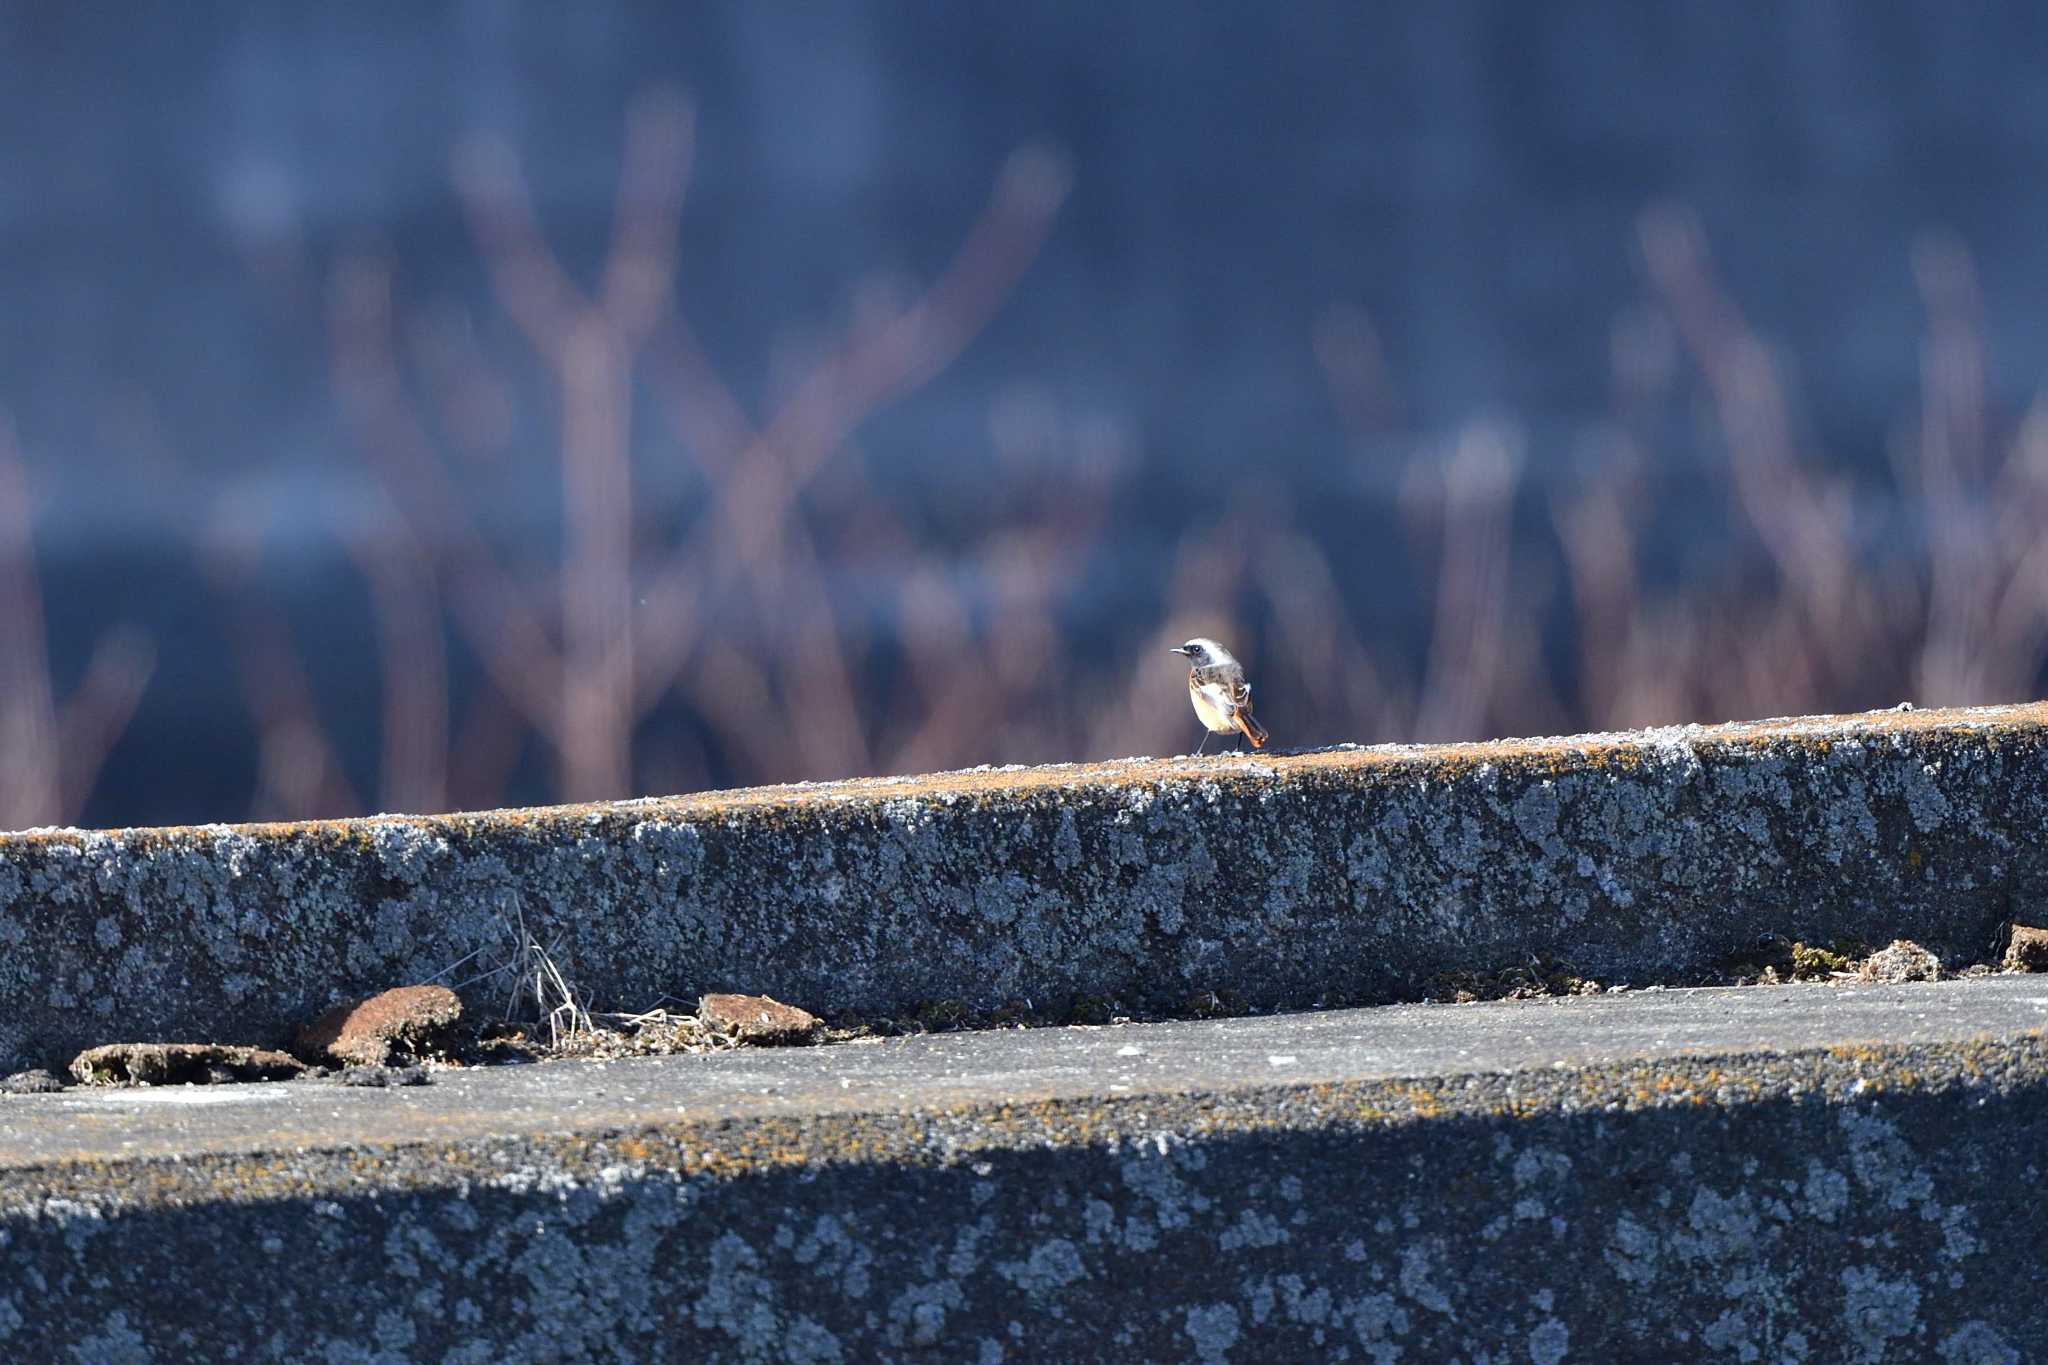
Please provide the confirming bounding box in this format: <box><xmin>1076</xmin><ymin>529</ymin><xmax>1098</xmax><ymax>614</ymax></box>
<box><xmin>304</xmin><ymin>88</ymin><xmax>1081</xmax><ymax>815</ymax></box>
<box><xmin>7</xmin><ymin>89</ymin><xmax>2048</xmax><ymax>827</ymax></box>
<box><xmin>0</xmin><ymin>418</ymin><xmax>155</xmax><ymax>829</ymax></box>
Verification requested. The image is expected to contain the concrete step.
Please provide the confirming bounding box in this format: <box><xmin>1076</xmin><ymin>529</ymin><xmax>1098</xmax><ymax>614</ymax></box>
<box><xmin>4</xmin><ymin>978</ymin><xmax>2043</xmax><ymax>1360</ymax></box>
<box><xmin>5</xmin><ymin>702</ymin><xmax>2047</xmax><ymax>1069</ymax></box>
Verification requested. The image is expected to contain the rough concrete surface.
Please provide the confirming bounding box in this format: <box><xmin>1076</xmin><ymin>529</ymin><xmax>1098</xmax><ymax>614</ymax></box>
<box><xmin>2</xmin><ymin>980</ymin><xmax>2044</xmax><ymax>1361</ymax></box>
<box><xmin>4</xmin><ymin>702</ymin><xmax>2047</xmax><ymax>1070</ymax></box>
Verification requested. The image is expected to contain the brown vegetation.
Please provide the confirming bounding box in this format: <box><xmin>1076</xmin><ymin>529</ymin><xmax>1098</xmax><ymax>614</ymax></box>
<box><xmin>5</xmin><ymin>89</ymin><xmax>2048</xmax><ymax>827</ymax></box>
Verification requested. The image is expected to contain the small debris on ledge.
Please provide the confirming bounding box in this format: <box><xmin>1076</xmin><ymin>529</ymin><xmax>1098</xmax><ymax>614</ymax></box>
<box><xmin>295</xmin><ymin>984</ymin><xmax>463</xmax><ymax>1067</ymax></box>
<box><xmin>329</xmin><ymin>1064</ymin><xmax>433</xmax><ymax>1088</ymax></box>
<box><xmin>520</xmin><ymin>1009</ymin><xmax>714</xmax><ymax>1061</ymax></box>
<box><xmin>697</xmin><ymin>993</ymin><xmax>822</xmax><ymax>1045</ymax></box>
<box><xmin>0</xmin><ymin>1068</ymin><xmax>66</xmax><ymax>1094</ymax></box>
<box><xmin>2003</xmin><ymin>923</ymin><xmax>2048</xmax><ymax>972</ymax></box>
<box><xmin>1426</xmin><ymin>954</ymin><xmax>1604</xmax><ymax>1004</ymax></box>
<box><xmin>69</xmin><ymin>1043</ymin><xmax>306</xmax><ymax>1087</ymax></box>
<box><xmin>1722</xmin><ymin>935</ymin><xmax>1869</xmax><ymax>985</ymax></box>
<box><xmin>1858</xmin><ymin>939</ymin><xmax>1944</xmax><ymax>984</ymax></box>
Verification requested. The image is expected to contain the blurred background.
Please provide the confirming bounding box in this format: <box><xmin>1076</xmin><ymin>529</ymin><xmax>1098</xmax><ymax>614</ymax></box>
<box><xmin>8</xmin><ymin>2</ymin><xmax>2048</xmax><ymax>830</ymax></box>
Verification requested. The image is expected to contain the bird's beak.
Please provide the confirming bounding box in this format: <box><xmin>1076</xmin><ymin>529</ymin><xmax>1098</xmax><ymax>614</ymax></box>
<box><xmin>1168</xmin><ymin>646</ymin><xmax>1188</xmax><ymax>656</ymax></box>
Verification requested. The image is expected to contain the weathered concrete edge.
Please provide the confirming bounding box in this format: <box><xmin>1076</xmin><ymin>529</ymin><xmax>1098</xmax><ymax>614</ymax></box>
<box><xmin>0</xmin><ymin>1028</ymin><xmax>2039</xmax><ymax>1208</ymax></box>
<box><xmin>5</xmin><ymin>701</ymin><xmax>2048</xmax><ymax>1070</ymax></box>
<box><xmin>2</xmin><ymin>1031</ymin><xmax>2043</xmax><ymax>1360</ymax></box>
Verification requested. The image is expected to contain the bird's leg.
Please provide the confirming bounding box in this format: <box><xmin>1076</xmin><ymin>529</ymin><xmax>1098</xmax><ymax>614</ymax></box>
<box><xmin>1194</xmin><ymin>731</ymin><xmax>1210</xmax><ymax>756</ymax></box>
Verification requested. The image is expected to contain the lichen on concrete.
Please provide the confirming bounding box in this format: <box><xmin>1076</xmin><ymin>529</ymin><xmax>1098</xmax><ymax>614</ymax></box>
<box><xmin>0</xmin><ymin>1031</ymin><xmax>2042</xmax><ymax>1360</ymax></box>
<box><xmin>4</xmin><ymin>703</ymin><xmax>2048</xmax><ymax>1069</ymax></box>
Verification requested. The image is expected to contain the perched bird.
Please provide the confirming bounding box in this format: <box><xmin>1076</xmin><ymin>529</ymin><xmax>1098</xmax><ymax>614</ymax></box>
<box><xmin>1169</xmin><ymin>637</ymin><xmax>1269</xmax><ymax>753</ymax></box>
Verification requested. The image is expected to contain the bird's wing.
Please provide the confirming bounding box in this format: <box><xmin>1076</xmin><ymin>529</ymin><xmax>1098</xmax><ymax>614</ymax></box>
<box><xmin>1194</xmin><ymin>679</ymin><xmax>1242</xmax><ymax>715</ymax></box>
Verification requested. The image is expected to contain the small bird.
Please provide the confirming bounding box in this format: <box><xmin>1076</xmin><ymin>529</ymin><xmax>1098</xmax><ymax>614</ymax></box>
<box><xmin>1169</xmin><ymin>637</ymin><xmax>1269</xmax><ymax>754</ymax></box>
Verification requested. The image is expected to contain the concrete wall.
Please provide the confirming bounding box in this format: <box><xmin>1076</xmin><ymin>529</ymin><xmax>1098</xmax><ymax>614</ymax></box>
<box><xmin>2</xmin><ymin>1032</ymin><xmax>2039</xmax><ymax>1360</ymax></box>
<box><xmin>4</xmin><ymin>702</ymin><xmax>2045</xmax><ymax>1070</ymax></box>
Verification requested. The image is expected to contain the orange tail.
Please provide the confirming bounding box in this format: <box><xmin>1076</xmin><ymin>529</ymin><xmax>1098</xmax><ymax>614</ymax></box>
<box><xmin>1234</xmin><ymin>709</ymin><xmax>1269</xmax><ymax>749</ymax></box>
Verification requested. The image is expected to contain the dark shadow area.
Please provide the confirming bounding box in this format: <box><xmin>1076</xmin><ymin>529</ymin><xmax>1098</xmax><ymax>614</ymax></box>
<box><xmin>5</xmin><ymin>1079</ymin><xmax>2043</xmax><ymax>1357</ymax></box>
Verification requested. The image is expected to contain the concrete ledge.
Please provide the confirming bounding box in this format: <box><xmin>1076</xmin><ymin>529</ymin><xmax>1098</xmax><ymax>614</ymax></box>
<box><xmin>5</xmin><ymin>702</ymin><xmax>2048</xmax><ymax>1068</ymax></box>
<box><xmin>2</xmin><ymin>980</ymin><xmax>2043</xmax><ymax>1360</ymax></box>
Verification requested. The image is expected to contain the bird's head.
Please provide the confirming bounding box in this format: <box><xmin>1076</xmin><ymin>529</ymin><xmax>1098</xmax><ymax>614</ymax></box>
<box><xmin>1170</xmin><ymin>638</ymin><xmax>1231</xmax><ymax>666</ymax></box>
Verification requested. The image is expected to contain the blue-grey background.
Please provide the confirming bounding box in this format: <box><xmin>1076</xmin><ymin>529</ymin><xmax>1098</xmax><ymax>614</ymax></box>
<box><xmin>6</xmin><ymin>2</ymin><xmax>2047</xmax><ymax>828</ymax></box>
